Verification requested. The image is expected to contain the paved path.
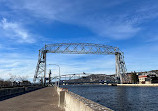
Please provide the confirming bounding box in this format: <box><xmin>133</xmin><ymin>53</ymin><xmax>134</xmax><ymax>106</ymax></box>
<box><xmin>0</xmin><ymin>87</ymin><xmax>64</xmax><ymax>111</ymax></box>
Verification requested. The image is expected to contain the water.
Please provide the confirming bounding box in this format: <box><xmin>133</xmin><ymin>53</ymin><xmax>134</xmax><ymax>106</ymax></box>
<box><xmin>61</xmin><ymin>85</ymin><xmax>158</xmax><ymax>111</ymax></box>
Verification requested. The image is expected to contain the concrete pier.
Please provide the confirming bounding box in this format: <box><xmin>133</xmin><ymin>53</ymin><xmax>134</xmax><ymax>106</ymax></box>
<box><xmin>56</xmin><ymin>87</ymin><xmax>113</xmax><ymax>111</ymax></box>
<box><xmin>0</xmin><ymin>87</ymin><xmax>64</xmax><ymax>111</ymax></box>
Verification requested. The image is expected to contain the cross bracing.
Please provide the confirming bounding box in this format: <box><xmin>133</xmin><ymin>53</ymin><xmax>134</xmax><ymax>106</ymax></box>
<box><xmin>41</xmin><ymin>43</ymin><xmax>121</xmax><ymax>55</ymax></box>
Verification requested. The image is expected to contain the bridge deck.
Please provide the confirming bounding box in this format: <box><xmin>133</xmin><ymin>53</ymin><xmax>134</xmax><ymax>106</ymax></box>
<box><xmin>0</xmin><ymin>87</ymin><xmax>64</xmax><ymax>111</ymax></box>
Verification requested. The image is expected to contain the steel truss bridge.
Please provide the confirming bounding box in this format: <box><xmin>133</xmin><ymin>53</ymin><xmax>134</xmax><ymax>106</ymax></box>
<box><xmin>52</xmin><ymin>73</ymin><xmax>90</xmax><ymax>80</ymax></box>
<box><xmin>51</xmin><ymin>72</ymin><xmax>117</xmax><ymax>85</ymax></box>
<box><xmin>51</xmin><ymin>72</ymin><xmax>91</xmax><ymax>85</ymax></box>
<box><xmin>34</xmin><ymin>43</ymin><xmax>127</xmax><ymax>85</ymax></box>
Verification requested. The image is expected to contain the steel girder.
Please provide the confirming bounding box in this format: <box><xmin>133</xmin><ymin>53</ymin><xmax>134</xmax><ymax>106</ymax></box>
<box><xmin>34</xmin><ymin>43</ymin><xmax>127</xmax><ymax>84</ymax></box>
<box><xmin>44</xmin><ymin>43</ymin><xmax>120</xmax><ymax>55</ymax></box>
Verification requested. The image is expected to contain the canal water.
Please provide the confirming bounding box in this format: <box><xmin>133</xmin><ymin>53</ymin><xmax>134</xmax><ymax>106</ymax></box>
<box><xmin>61</xmin><ymin>85</ymin><xmax>158</xmax><ymax>111</ymax></box>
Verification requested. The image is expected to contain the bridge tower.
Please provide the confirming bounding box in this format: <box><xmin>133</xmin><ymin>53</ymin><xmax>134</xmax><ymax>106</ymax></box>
<box><xmin>115</xmin><ymin>52</ymin><xmax>122</xmax><ymax>83</ymax></box>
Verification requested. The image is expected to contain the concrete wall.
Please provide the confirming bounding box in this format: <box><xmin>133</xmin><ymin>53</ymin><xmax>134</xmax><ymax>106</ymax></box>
<box><xmin>56</xmin><ymin>87</ymin><xmax>113</xmax><ymax>111</ymax></box>
<box><xmin>0</xmin><ymin>86</ymin><xmax>43</xmax><ymax>98</ymax></box>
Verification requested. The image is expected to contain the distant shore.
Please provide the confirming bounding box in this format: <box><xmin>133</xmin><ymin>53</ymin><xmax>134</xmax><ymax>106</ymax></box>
<box><xmin>115</xmin><ymin>84</ymin><xmax>158</xmax><ymax>87</ymax></box>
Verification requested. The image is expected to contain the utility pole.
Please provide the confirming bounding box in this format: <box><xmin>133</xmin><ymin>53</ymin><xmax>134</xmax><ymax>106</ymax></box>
<box><xmin>48</xmin><ymin>69</ymin><xmax>52</xmax><ymax>85</ymax></box>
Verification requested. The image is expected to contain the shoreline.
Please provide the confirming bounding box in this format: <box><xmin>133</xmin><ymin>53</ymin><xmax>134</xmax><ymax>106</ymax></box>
<box><xmin>62</xmin><ymin>83</ymin><xmax>158</xmax><ymax>87</ymax></box>
<box><xmin>116</xmin><ymin>84</ymin><xmax>158</xmax><ymax>87</ymax></box>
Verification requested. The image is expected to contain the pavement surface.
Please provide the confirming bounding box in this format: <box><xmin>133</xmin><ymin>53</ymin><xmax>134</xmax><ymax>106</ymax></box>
<box><xmin>0</xmin><ymin>87</ymin><xmax>64</xmax><ymax>111</ymax></box>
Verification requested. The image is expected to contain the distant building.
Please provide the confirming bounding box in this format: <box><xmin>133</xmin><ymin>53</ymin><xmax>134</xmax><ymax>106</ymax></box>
<box><xmin>122</xmin><ymin>73</ymin><xmax>132</xmax><ymax>84</ymax></box>
<box><xmin>105</xmin><ymin>74</ymin><xmax>116</xmax><ymax>83</ymax></box>
<box><xmin>139</xmin><ymin>74</ymin><xmax>158</xmax><ymax>84</ymax></box>
<box><xmin>139</xmin><ymin>75</ymin><xmax>147</xmax><ymax>84</ymax></box>
<box><xmin>122</xmin><ymin>72</ymin><xmax>138</xmax><ymax>84</ymax></box>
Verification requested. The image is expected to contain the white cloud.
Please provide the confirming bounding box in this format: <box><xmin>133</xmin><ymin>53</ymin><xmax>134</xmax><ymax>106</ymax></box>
<box><xmin>0</xmin><ymin>53</ymin><xmax>116</xmax><ymax>81</ymax></box>
<box><xmin>1</xmin><ymin>0</ymin><xmax>158</xmax><ymax>80</ymax></box>
<box><xmin>0</xmin><ymin>0</ymin><xmax>140</xmax><ymax>39</ymax></box>
<box><xmin>3</xmin><ymin>0</ymin><xmax>157</xmax><ymax>40</ymax></box>
<box><xmin>47</xmin><ymin>54</ymin><xmax>116</xmax><ymax>76</ymax></box>
<box><xmin>0</xmin><ymin>18</ymin><xmax>35</xmax><ymax>43</ymax></box>
<box><xmin>0</xmin><ymin>52</ymin><xmax>36</xmax><ymax>80</ymax></box>
<box><xmin>85</xmin><ymin>21</ymin><xmax>141</xmax><ymax>39</ymax></box>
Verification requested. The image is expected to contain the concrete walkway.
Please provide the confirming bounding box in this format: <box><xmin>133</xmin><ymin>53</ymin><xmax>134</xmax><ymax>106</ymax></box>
<box><xmin>0</xmin><ymin>87</ymin><xmax>64</xmax><ymax>111</ymax></box>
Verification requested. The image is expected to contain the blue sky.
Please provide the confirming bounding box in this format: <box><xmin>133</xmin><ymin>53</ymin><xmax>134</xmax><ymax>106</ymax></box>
<box><xmin>0</xmin><ymin>0</ymin><xmax>158</xmax><ymax>80</ymax></box>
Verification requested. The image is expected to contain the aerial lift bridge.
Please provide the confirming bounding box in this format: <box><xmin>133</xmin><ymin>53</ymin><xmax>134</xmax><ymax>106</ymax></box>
<box><xmin>33</xmin><ymin>43</ymin><xmax>127</xmax><ymax>85</ymax></box>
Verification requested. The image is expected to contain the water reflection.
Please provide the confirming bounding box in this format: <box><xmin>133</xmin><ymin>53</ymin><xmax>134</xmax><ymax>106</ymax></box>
<box><xmin>116</xmin><ymin>87</ymin><xmax>129</xmax><ymax>111</ymax></box>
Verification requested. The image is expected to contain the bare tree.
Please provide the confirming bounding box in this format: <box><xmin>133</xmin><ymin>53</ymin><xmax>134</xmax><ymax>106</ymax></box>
<box><xmin>0</xmin><ymin>78</ymin><xmax>4</xmax><ymax>87</ymax></box>
<box><xmin>17</xmin><ymin>75</ymin><xmax>28</xmax><ymax>82</ymax></box>
<box><xmin>8</xmin><ymin>73</ymin><xmax>17</xmax><ymax>82</ymax></box>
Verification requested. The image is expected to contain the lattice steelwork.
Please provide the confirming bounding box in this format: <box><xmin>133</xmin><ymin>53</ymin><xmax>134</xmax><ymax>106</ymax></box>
<box><xmin>34</xmin><ymin>43</ymin><xmax>127</xmax><ymax>84</ymax></box>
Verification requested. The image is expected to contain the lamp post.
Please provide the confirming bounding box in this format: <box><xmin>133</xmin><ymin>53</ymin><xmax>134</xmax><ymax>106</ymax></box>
<box><xmin>49</xmin><ymin>64</ymin><xmax>60</xmax><ymax>87</ymax></box>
